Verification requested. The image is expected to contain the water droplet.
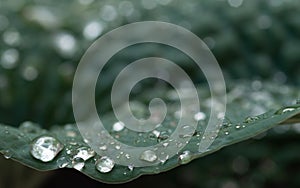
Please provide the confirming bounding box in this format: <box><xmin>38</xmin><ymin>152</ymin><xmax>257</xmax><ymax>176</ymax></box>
<box><xmin>72</xmin><ymin>157</ymin><xmax>85</xmax><ymax>171</ymax></box>
<box><xmin>243</xmin><ymin>116</ymin><xmax>259</xmax><ymax>123</ymax></box>
<box><xmin>99</xmin><ymin>145</ymin><xmax>107</xmax><ymax>151</ymax></box>
<box><xmin>2</xmin><ymin>150</ymin><xmax>12</xmax><ymax>159</ymax></box>
<box><xmin>19</xmin><ymin>121</ymin><xmax>41</xmax><ymax>133</ymax></box>
<box><xmin>275</xmin><ymin>107</ymin><xmax>296</xmax><ymax>115</ymax></box>
<box><xmin>73</xmin><ymin>147</ymin><xmax>95</xmax><ymax>161</ymax></box>
<box><xmin>162</xmin><ymin>142</ymin><xmax>169</xmax><ymax>147</ymax></box>
<box><xmin>128</xmin><ymin>164</ymin><xmax>134</xmax><ymax>171</ymax></box>
<box><xmin>152</xmin><ymin>130</ymin><xmax>160</xmax><ymax>138</ymax></box>
<box><xmin>140</xmin><ymin>150</ymin><xmax>157</xmax><ymax>162</ymax></box>
<box><xmin>235</xmin><ymin>125</ymin><xmax>241</xmax><ymax>129</ymax></box>
<box><xmin>56</xmin><ymin>157</ymin><xmax>70</xmax><ymax>168</ymax></box>
<box><xmin>112</xmin><ymin>121</ymin><xmax>125</xmax><ymax>132</ymax></box>
<box><xmin>157</xmin><ymin>132</ymin><xmax>169</xmax><ymax>142</ymax></box>
<box><xmin>30</xmin><ymin>135</ymin><xmax>63</xmax><ymax>162</ymax></box>
<box><xmin>96</xmin><ymin>156</ymin><xmax>115</xmax><ymax>173</ymax></box>
<box><xmin>225</xmin><ymin>131</ymin><xmax>229</xmax><ymax>135</ymax></box>
<box><xmin>178</xmin><ymin>150</ymin><xmax>192</xmax><ymax>164</ymax></box>
<box><xmin>194</xmin><ymin>112</ymin><xmax>206</xmax><ymax>121</ymax></box>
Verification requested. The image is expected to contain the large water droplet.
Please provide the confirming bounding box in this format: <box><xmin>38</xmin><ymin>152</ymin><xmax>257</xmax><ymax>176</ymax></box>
<box><xmin>140</xmin><ymin>150</ymin><xmax>157</xmax><ymax>162</ymax></box>
<box><xmin>30</xmin><ymin>136</ymin><xmax>63</xmax><ymax>162</ymax></box>
<box><xmin>73</xmin><ymin>147</ymin><xmax>95</xmax><ymax>161</ymax></box>
<box><xmin>96</xmin><ymin>156</ymin><xmax>115</xmax><ymax>173</ymax></box>
<box><xmin>178</xmin><ymin>150</ymin><xmax>192</xmax><ymax>164</ymax></box>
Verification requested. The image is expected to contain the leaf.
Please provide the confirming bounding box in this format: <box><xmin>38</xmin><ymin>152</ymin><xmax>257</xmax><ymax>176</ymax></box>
<box><xmin>0</xmin><ymin>82</ymin><xmax>300</xmax><ymax>183</ymax></box>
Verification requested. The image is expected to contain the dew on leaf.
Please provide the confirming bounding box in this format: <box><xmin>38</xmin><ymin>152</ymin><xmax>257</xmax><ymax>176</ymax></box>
<box><xmin>30</xmin><ymin>135</ymin><xmax>64</xmax><ymax>162</ymax></box>
<box><xmin>99</xmin><ymin>145</ymin><xmax>107</xmax><ymax>151</ymax></box>
<box><xmin>2</xmin><ymin>149</ymin><xmax>12</xmax><ymax>159</ymax></box>
<box><xmin>72</xmin><ymin>157</ymin><xmax>85</xmax><ymax>171</ymax></box>
<box><xmin>243</xmin><ymin>116</ymin><xmax>260</xmax><ymax>123</ymax></box>
<box><xmin>275</xmin><ymin>107</ymin><xmax>296</xmax><ymax>115</ymax></box>
<box><xmin>178</xmin><ymin>150</ymin><xmax>192</xmax><ymax>164</ymax></box>
<box><xmin>112</xmin><ymin>121</ymin><xmax>125</xmax><ymax>132</ymax></box>
<box><xmin>140</xmin><ymin>150</ymin><xmax>157</xmax><ymax>162</ymax></box>
<box><xmin>96</xmin><ymin>156</ymin><xmax>115</xmax><ymax>173</ymax></box>
<box><xmin>73</xmin><ymin>146</ymin><xmax>95</xmax><ymax>161</ymax></box>
<box><xmin>56</xmin><ymin>157</ymin><xmax>70</xmax><ymax>168</ymax></box>
<box><xmin>19</xmin><ymin>121</ymin><xmax>41</xmax><ymax>134</ymax></box>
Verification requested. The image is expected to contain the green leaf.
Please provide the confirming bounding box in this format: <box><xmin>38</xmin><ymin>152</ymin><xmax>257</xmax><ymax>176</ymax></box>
<box><xmin>0</xmin><ymin>82</ymin><xmax>300</xmax><ymax>183</ymax></box>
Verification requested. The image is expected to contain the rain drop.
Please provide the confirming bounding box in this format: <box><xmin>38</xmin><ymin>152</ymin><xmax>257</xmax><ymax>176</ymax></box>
<box><xmin>112</xmin><ymin>121</ymin><xmax>125</xmax><ymax>132</ymax></box>
<box><xmin>178</xmin><ymin>150</ymin><xmax>192</xmax><ymax>164</ymax></box>
<box><xmin>19</xmin><ymin>121</ymin><xmax>41</xmax><ymax>134</ymax></box>
<box><xmin>30</xmin><ymin>135</ymin><xmax>64</xmax><ymax>162</ymax></box>
<box><xmin>72</xmin><ymin>157</ymin><xmax>85</xmax><ymax>171</ymax></box>
<box><xmin>140</xmin><ymin>150</ymin><xmax>157</xmax><ymax>162</ymax></box>
<box><xmin>243</xmin><ymin>116</ymin><xmax>259</xmax><ymax>123</ymax></box>
<box><xmin>73</xmin><ymin>147</ymin><xmax>95</xmax><ymax>161</ymax></box>
<box><xmin>96</xmin><ymin>156</ymin><xmax>115</xmax><ymax>173</ymax></box>
<box><xmin>56</xmin><ymin>157</ymin><xmax>70</xmax><ymax>168</ymax></box>
<box><xmin>275</xmin><ymin>107</ymin><xmax>296</xmax><ymax>115</ymax></box>
<box><xmin>2</xmin><ymin>150</ymin><xmax>12</xmax><ymax>159</ymax></box>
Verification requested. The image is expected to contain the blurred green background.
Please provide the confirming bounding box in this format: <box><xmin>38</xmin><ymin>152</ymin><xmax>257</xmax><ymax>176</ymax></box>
<box><xmin>0</xmin><ymin>0</ymin><xmax>299</xmax><ymax>187</ymax></box>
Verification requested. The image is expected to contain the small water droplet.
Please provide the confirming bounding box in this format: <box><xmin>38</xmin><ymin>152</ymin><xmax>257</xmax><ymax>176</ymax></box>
<box><xmin>96</xmin><ymin>156</ymin><xmax>115</xmax><ymax>173</ymax></box>
<box><xmin>112</xmin><ymin>121</ymin><xmax>125</xmax><ymax>132</ymax></box>
<box><xmin>72</xmin><ymin>157</ymin><xmax>85</xmax><ymax>171</ymax></box>
<box><xmin>125</xmin><ymin>153</ymin><xmax>130</xmax><ymax>159</ymax></box>
<box><xmin>128</xmin><ymin>164</ymin><xmax>134</xmax><ymax>171</ymax></box>
<box><xmin>162</xmin><ymin>142</ymin><xmax>169</xmax><ymax>147</ymax></box>
<box><xmin>2</xmin><ymin>150</ymin><xmax>12</xmax><ymax>159</ymax></box>
<box><xmin>243</xmin><ymin>116</ymin><xmax>259</xmax><ymax>123</ymax></box>
<box><xmin>225</xmin><ymin>131</ymin><xmax>229</xmax><ymax>135</ymax></box>
<box><xmin>157</xmin><ymin>132</ymin><xmax>169</xmax><ymax>143</ymax></box>
<box><xmin>99</xmin><ymin>145</ymin><xmax>107</xmax><ymax>151</ymax></box>
<box><xmin>56</xmin><ymin>157</ymin><xmax>70</xmax><ymax>168</ymax></box>
<box><xmin>73</xmin><ymin>147</ymin><xmax>95</xmax><ymax>161</ymax></box>
<box><xmin>30</xmin><ymin>135</ymin><xmax>63</xmax><ymax>162</ymax></box>
<box><xmin>152</xmin><ymin>130</ymin><xmax>160</xmax><ymax>138</ymax></box>
<box><xmin>19</xmin><ymin>121</ymin><xmax>41</xmax><ymax>134</ymax></box>
<box><xmin>194</xmin><ymin>112</ymin><xmax>206</xmax><ymax>121</ymax></box>
<box><xmin>178</xmin><ymin>150</ymin><xmax>192</xmax><ymax>164</ymax></box>
<box><xmin>275</xmin><ymin>107</ymin><xmax>296</xmax><ymax>115</ymax></box>
<box><xmin>235</xmin><ymin>125</ymin><xmax>241</xmax><ymax>129</ymax></box>
<box><xmin>140</xmin><ymin>150</ymin><xmax>157</xmax><ymax>162</ymax></box>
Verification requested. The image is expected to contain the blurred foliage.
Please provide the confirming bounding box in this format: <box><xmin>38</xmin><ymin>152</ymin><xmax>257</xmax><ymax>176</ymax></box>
<box><xmin>0</xmin><ymin>0</ymin><xmax>300</xmax><ymax>187</ymax></box>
